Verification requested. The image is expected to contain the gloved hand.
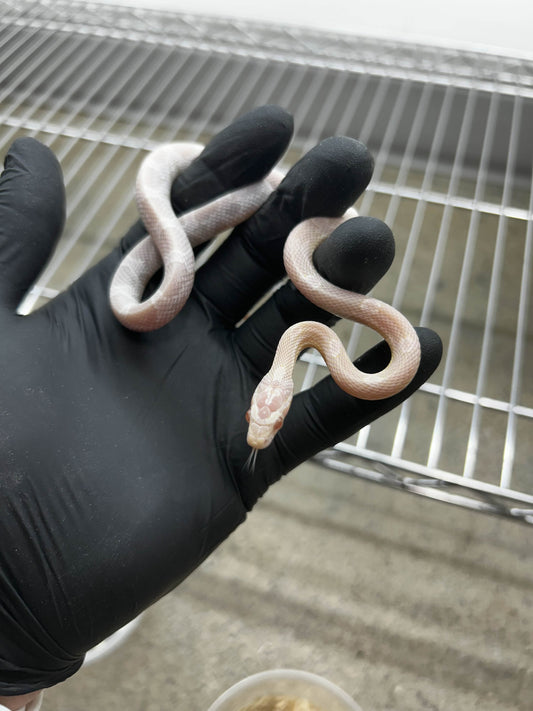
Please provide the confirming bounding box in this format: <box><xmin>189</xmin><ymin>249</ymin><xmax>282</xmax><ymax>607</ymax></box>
<box><xmin>0</xmin><ymin>106</ymin><xmax>442</xmax><ymax>695</ymax></box>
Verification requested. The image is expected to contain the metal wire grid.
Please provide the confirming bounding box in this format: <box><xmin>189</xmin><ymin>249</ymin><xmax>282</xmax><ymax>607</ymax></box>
<box><xmin>1</xmin><ymin>1</ymin><xmax>532</xmax><ymax>523</ymax></box>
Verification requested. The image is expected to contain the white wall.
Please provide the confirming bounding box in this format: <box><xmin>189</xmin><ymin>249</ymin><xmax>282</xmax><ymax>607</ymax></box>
<box><xmin>98</xmin><ymin>0</ymin><xmax>533</xmax><ymax>57</ymax></box>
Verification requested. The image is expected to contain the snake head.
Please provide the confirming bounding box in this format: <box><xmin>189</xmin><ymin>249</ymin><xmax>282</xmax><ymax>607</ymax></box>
<box><xmin>246</xmin><ymin>374</ymin><xmax>294</xmax><ymax>450</ymax></box>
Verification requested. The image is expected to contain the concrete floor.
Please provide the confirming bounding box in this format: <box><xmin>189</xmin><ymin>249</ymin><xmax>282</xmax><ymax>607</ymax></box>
<box><xmin>42</xmin><ymin>461</ymin><xmax>532</xmax><ymax>711</ymax></box>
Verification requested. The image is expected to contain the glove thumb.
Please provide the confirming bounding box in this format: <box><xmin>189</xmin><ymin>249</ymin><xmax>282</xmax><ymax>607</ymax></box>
<box><xmin>0</xmin><ymin>138</ymin><xmax>65</xmax><ymax>317</ymax></box>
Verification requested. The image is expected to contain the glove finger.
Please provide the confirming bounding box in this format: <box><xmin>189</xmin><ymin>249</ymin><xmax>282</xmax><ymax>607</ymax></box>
<box><xmin>117</xmin><ymin>104</ymin><xmax>294</xmax><ymax>257</ymax></box>
<box><xmin>193</xmin><ymin>136</ymin><xmax>374</xmax><ymax>325</ymax></box>
<box><xmin>235</xmin><ymin>216</ymin><xmax>395</xmax><ymax>378</ymax></box>
<box><xmin>0</xmin><ymin>137</ymin><xmax>65</xmax><ymax>314</ymax></box>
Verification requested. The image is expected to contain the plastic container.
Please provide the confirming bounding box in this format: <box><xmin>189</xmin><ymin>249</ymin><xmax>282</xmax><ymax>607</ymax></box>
<box><xmin>207</xmin><ymin>669</ymin><xmax>363</xmax><ymax>711</ymax></box>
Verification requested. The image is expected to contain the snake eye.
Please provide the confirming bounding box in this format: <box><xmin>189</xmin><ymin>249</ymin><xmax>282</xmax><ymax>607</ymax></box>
<box><xmin>245</xmin><ymin>409</ymin><xmax>251</xmax><ymax>423</ymax></box>
<box><xmin>273</xmin><ymin>416</ymin><xmax>284</xmax><ymax>431</ymax></box>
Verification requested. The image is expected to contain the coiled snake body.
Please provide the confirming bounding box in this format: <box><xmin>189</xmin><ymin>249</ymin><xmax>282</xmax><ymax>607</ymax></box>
<box><xmin>110</xmin><ymin>143</ymin><xmax>421</xmax><ymax>450</ymax></box>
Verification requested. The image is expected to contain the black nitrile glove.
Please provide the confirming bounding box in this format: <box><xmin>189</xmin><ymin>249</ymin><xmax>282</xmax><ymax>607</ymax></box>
<box><xmin>0</xmin><ymin>106</ymin><xmax>442</xmax><ymax>695</ymax></box>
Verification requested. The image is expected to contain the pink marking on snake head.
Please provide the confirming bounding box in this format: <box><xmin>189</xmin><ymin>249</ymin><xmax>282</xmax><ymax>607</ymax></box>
<box><xmin>246</xmin><ymin>374</ymin><xmax>294</xmax><ymax>450</ymax></box>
